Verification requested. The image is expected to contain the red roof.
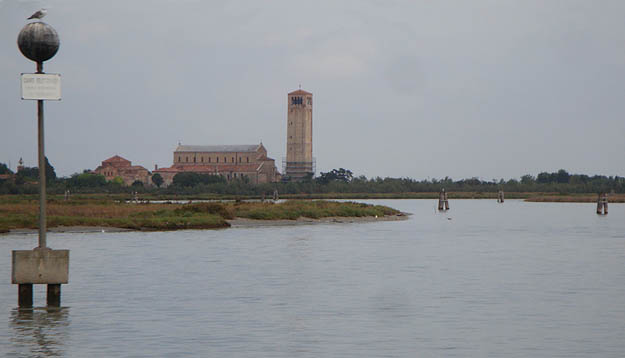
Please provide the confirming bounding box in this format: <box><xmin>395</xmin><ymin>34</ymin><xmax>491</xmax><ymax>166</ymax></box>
<box><xmin>154</xmin><ymin>164</ymin><xmax>260</xmax><ymax>173</ymax></box>
<box><xmin>288</xmin><ymin>89</ymin><xmax>312</xmax><ymax>95</ymax></box>
<box><xmin>103</xmin><ymin>155</ymin><xmax>131</xmax><ymax>164</ymax></box>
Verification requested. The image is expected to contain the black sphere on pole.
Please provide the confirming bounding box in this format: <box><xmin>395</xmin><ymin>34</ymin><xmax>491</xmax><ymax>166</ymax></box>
<box><xmin>17</xmin><ymin>22</ymin><xmax>60</xmax><ymax>63</ymax></box>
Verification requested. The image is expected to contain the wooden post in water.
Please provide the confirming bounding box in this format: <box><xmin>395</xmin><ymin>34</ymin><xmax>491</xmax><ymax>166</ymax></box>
<box><xmin>596</xmin><ymin>193</ymin><xmax>608</xmax><ymax>215</ymax></box>
<box><xmin>438</xmin><ymin>190</ymin><xmax>444</xmax><ymax>210</ymax></box>
<box><xmin>498</xmin><ymin>190</ymin><xmax>504</xmax><ymax>203</ymax></box>
<box><xmin>596</xmin><ymin>193</ymin><xmax>602</xmax><ymax>214</ymax></box>
<box><xmin>438</xmin><ymin>189</ymin><xmax>449</xmax><ymax>211</ymax></box>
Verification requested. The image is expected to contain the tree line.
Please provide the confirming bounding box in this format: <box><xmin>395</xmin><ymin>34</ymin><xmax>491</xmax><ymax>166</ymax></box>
<box><xmin>1</xmin><ymin>160</ymin><xmax>623</xmax><ymax>195</ymax></box>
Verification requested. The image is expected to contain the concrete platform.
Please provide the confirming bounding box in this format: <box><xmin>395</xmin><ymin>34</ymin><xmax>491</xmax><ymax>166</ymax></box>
<box><xmin>12</xmin><ymin>248</ymin><xmax>69</xmax><ymax>284</ymax></box>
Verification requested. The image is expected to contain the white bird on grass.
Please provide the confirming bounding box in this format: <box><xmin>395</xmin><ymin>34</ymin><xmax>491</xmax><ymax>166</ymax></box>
<box><xmin>27</xmin><ymin>9</ymin><xmax>47</xmax><ymax>20</ymax></box>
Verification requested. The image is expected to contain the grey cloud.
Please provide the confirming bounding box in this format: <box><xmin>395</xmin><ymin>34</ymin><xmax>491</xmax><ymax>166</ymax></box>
<box><xmin>1</xmin><ymin>0</ymin><xmax>624</xmax><ymax>180</ymax></box>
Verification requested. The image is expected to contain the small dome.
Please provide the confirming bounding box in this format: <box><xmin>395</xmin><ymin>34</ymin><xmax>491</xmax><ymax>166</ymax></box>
<box><xmin>17</xmin><ymin>22</ymin><xmax>60</xmax><ymax>63</ymax></box>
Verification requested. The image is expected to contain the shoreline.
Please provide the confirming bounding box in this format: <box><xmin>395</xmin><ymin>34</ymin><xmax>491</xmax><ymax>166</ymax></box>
<box><xmin>2</xmin><ymin>213</ymin><xmax>410</xmax><ymax>235</ymax></box>
<box><xmin>227</xmin><ymin>213</ymin><xmax>409</xmax><ymax>228</ymax></box>
<box><xmin>3</xmin><ymin>192</ymin><xmax>625</xmax><ymax>203</ymax></box>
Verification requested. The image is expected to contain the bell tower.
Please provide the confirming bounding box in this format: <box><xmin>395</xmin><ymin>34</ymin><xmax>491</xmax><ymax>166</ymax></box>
<box><xmin>17</xmin><ymin>157</ymin><xmax>24</xmax><ymax>172</ymax></box>
<box><xmin>285</xmin><ymin>89</ymin><xmax>313</xmax><ymax>180</ymax></box>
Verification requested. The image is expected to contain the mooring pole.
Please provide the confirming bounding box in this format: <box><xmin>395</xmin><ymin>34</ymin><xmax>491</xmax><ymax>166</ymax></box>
<box><xmin>37</xmin><ymin>61</ymin><xmax>47</xmax><ymax>249</ymax></box>
<box><xmin>438</xmin><ymin>190</ymin><xmax>444</xmax><ymax>210</ymax></box>
<box><xmin>438</xmin><ymin>189</ymin><xmax>449</xmax><ymax>211</ymax></box>
<box><xmin>597</xmin><ymin>193</ymin><xmax>602</xmax><ymax>214</ymax></box>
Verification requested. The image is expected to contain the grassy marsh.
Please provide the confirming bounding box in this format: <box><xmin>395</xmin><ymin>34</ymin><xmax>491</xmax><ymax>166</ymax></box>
<box><xmin>0</xmin><ymin>197</ymin><xmax>401</xmax><ymax>233</ymax></box>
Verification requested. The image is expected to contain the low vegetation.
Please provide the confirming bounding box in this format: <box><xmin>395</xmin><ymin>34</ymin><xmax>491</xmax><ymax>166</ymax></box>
<box><xmin>232</xmin><ymin>200</ymin><xmax>399</xmax><ymax>220</ymax></box>
<box><xmin>0</xmin><ymin>197</ymin><xmax>401</xmax><ymax>233</ymax></box>
<box><xmin>523</xmin><ymin>193</ymin><xmax>625</xmax><ymax>203</ymax></box>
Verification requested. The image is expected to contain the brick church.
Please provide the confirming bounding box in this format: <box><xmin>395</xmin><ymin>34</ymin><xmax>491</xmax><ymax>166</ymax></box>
<box><xmin>153</xmin><ymin>143</ymin><xmax>280</xmax><ymax>186</ymax></box>
<box><xmin>94</xmin><ymin>155</ymin><xmax>150</xmax><ymax>186</ymax></box>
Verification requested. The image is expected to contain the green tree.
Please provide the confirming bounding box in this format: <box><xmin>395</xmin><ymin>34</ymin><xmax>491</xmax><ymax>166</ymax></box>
<box><xmin>536</xmin><ymin>172</ymin><xmax>552</xmax><ymax>184</ymax></box>
<box><xmin>16</xmin><ymin>167</ymin><xmax>39</xmax><ymax>181</ymax></box>
<box><xmin>316</xmin><ymin>168</ymin><xmax>353</xmax><ymax>184</ymax></box>
<box><xmin>111</xmin><ymin>177</ymin><xmax>124</xmax><ymax>186</ymax></box>
<box><xmin>173</xmin><ymin>172</ymin><xmax>226</xmax><ymax>187</ymax></box>
<box><xmin>67</xmin><ymin>173</ymin><xmax>107</xmax><ymax>188</ymax></box>
<box><xmin>520</xmin><ymin>174</ymin><xmax>535</xmax><ymax>185</ymax></box>
<box><xmin>45</xmin><ymin>157</ymin><xmax>57</xmax><ymax>183</ymax></box>
<box><xmin>151</xmin><ymin>173</ymin><xmax>164</xmax><ymax>188</ymax></box>
<box><xmin>13</xmin><ymin>157</ymin><xmax>55</xmax><ymax>183</ymax></box>
<box><xmin>556</xmin><ymin>169</ymin><xmax>570</xmax><ymax>184</ymax></box>
<box><xmin>0</xmin><ymin>163</ymin><xmax>12</xmax><ymax>175</ymax></box>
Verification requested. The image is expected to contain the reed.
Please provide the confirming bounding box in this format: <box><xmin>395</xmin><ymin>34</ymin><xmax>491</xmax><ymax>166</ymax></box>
<box><xmin>524</xmin><ymin>193</ymin><xmax>625</xmax><ymax>203</ymax></box>
<box><xmin>0</xmin><ymin>198</ymin><xmax>400</xmax><ymax>232</ymax></box>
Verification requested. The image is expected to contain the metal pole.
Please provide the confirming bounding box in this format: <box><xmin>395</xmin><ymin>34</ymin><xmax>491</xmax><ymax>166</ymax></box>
<box><xmin>37</xmin><ymin>61</ymin><xmax>46</xmax><ymax>249</ymax></box>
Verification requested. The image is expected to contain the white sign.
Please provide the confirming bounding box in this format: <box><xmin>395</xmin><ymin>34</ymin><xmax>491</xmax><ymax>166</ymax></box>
<box><xmin>21</xmin><ymin>73</ymin><xmax>61</xmax><ymax>100</ymax></box>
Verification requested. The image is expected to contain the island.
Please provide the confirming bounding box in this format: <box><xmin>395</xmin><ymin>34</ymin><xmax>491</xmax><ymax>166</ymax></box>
<box><xmin>0</xmin><ymin>196</ymin><xmax>405</xmax><ymax>233</ymax></box>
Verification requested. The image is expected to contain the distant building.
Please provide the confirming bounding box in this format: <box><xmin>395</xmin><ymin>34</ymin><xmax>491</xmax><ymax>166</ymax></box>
<box><xmin>94</xmin><ymin>155</ymin><xmax>150</xmax><ymax>186</ymax></box>
<box><xmin>285</xmin><ymin>89</ymin><xmax>314</xmax><ymax>181</ymax></box>
<box><xmin>17</xmin><ymin>157</ymin><xmax>24</xmax><ymax>172</ymax></box>
<box><xmin>154</xmin><ymin>143</ymin><xmax>281</xmax><ymax>186</ymax></box>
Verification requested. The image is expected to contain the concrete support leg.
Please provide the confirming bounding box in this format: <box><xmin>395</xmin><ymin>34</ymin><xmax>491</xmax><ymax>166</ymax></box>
<box><xmin>18</xmin><ymin>284</ymin><xmax>33</xmax><ymax>308</ymax></box>
<box><xmin>47</xmin><ymin>284</ymin><xmax>61</xmax><ymax>307</ymax></box>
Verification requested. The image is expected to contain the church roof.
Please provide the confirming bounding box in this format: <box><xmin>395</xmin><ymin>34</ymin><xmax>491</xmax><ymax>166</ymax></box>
<box><xmin>154</xmin><ymin>164</ymin><xmax>260</xmax><ymax>173</ymax></box>
<box><xmin>103</xmin><ymin>155</ymin><xmax>131</xmax><ymax>163</ymax></box>
<box><xmin>175</xmin><ymin>144</ymin><xmax>260</xmax><ymax>153</ymax></box>
<box><xmin>288</xmin><ymin>89</ymin><xmax>312</xmax><ymax>95</ymax></box>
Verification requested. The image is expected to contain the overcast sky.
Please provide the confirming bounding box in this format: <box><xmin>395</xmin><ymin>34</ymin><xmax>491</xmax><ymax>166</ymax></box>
<box><xmin>1</xmin><ymin>0</ymin><xmax>624</xmax><ymax>180</ymax></box>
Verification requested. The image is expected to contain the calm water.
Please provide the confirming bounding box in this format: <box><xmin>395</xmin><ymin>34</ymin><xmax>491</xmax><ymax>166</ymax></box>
<box><xmin>1</xmin><ymin>199</ymin><xmax>624</xmax><ymax>357</ymax></box>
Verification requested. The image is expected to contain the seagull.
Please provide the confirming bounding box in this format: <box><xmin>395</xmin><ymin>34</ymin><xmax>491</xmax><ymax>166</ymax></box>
<box><xmin>27</xmin><ymin>9</ymin><xmax>47</xmax><ymax>20</ymax></box>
